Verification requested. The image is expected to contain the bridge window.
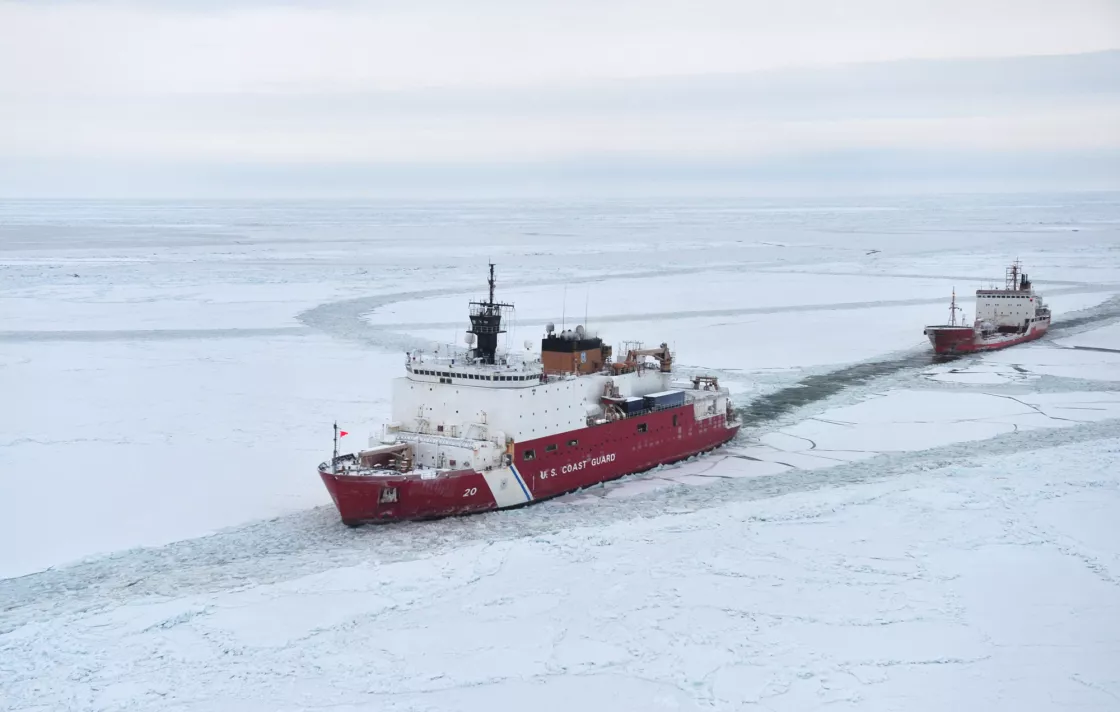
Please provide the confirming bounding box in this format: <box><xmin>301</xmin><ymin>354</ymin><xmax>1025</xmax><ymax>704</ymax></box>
<box><xmin>637</xmin><ymin>423</ymin><xmax>648</xmax><ymax>433</ymax></box>
<box><xmin>568</xmin><ymin>439</ymin><xmax>578</xmax><ymax>447</ymax></box>
<box><xmin>523</xmin><ymin>449</ymin><xmax>536</xmax><ymax>461</ymax></box>
<box><xmin>545</xmin><ymin>444</ymin><xmax>558</xmax><ymax>453</ymax></box>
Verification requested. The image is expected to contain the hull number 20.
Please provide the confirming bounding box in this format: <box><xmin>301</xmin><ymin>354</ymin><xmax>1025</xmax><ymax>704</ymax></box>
<box><xmin>462</xmin><ymin>487</ymin><xmax>478</xmax><ymax>497</ymax></box>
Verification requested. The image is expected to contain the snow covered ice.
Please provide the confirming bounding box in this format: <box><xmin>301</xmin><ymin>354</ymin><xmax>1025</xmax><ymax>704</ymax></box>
<box><xmin>2</xmin><ymin>195</ymin><xmax>1120</xmax><ymax>710</ymax></box>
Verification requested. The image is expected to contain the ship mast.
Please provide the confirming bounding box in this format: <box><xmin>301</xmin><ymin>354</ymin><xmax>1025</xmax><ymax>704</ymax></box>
<box><xmin>949</xmin><ymin>288</ymin><xmax>963</xmax><ymax>326</ymax></box>
<box><xmin>1006</xmin><ymin>259</ymin><xmax>1022</xmax><ymax>290</ymax></box>
<box><xmin>332</xmin><ymin>421</ymin><xmax>339</xmax><ymax>474</ymax></box>
<box><xmin>467</xmin><ymin>263</ymin><xmax>514</xmax><ymax>365</ymax></box>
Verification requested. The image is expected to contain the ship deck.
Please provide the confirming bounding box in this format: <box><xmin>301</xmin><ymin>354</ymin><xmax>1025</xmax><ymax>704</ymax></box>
<box><xmin>320</xmin><ymin>462</ymin><xmax>447</xmax><ymax>480</ymax></box>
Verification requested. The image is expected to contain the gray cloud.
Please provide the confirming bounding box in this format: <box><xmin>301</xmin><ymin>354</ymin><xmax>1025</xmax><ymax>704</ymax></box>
<box><xmin>1</xmin><ymin>1</ymin><xmax>1118</xmax><ymax>196</ymax></box>
<box><xmin>3</xmin><ymin>149</ymin><xmax>1117</xmax><ymax>199</ymax></box>
<box><xmin>140</xmin><ymin>50</ymin><xmax>1120</xmax><ymax>121</ymax></box>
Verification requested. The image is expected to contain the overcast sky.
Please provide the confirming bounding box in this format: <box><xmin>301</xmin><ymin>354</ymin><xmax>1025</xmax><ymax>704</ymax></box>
<box><xmin>1</xmin><ymin>0</ymin><xmax>1118</xmax><ymax>197</ymax></box>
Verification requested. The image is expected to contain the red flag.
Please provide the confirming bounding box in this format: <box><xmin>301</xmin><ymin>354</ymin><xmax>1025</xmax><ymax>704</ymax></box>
<box><xmin>339</xmin><ymin>430</ymin><xmax>349</xmax><ymax>437</ymax></box>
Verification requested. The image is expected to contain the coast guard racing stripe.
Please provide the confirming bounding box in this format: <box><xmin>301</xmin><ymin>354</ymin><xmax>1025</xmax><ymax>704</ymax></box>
<box><xmin>480</xmin><ymin>463</ymin><xmax>533</xmax><ymax>508</ymax></box>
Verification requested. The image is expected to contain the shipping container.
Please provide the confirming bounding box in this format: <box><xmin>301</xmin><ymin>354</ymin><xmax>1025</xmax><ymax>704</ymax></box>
<box><xmin>643</xmin><ymin>390</ymin><xmax>686</xmax><ymax>409</ymax></box>
<box><xmin>622</xmin><ymin>396</ymin><xmax>647</xmax><ymax>414</ymax></box>
<box><xmin>604</xmin><ymin>396</ymin><xmax>649</xmax><ymax>416</ymax></box>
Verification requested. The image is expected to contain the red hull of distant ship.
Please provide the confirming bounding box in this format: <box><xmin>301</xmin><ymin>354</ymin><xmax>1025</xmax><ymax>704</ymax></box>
<box><xmin>925</xmin><ymin>320</ymin><xmax>1049</xmax><ymax>355</ymax></box>
<box><xmin>320</xmin><ymin>404</ymin><xmax>738</xmax><ymax>524</ymax></box>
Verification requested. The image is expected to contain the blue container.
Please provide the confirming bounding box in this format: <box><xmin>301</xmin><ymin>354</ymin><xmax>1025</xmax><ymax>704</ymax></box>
<box><xmin>621</xmin><ymin>397</ymin><xmax>646</xmax><ymax>414</ymax></box>
<box><xmin>643</xmin><ymin>390</ymin><xmax>685</xmax><ymax>409</ymax></box>
<box><xmin>604</xmin><ymin>396</ymin><xmax>648</xmax><ymax>415</ymax></box>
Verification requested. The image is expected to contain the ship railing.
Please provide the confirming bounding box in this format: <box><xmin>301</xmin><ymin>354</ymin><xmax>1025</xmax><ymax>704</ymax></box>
<box><xmin>469</xmin><ymin>303</ymin><xmax>505</xmax><ymax>318</ymax></box>
<box><xmin>408</xmin><ymin>350</ymin><xmax>541</xmax><ymax>369</ymax></box>
<box><xmin>692</xmin><ymin>389</ymin><xmax>730</xmax><ymax>398</ymax></box>
<box><xmin>408</xmin><ymin>359</ymin><xmax>541</xmax><ymax>372</ymax></box>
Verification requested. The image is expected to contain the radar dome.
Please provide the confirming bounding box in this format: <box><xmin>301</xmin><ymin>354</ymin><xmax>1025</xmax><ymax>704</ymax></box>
<box><xmin>464</xmin><ymin>332</ymin><xmax>476</xmax><ymax>346</ymax></box>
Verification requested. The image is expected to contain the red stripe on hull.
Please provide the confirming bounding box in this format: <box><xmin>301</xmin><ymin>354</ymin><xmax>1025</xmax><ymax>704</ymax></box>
<box><xmin>925</xmin><ymin>320</ymin><xmax>1049</xmax><ymax>354</ymax></box>
<box><xmin>320</xmin><ymin>404</ymin><xmax>739</xmax><ymax>525</ymax></box>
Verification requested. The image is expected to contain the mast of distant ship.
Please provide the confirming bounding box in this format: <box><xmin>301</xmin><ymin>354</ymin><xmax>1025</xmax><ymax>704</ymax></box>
<box><xmin>1007</xmin><ymin>259</ymin><xmax>1022</xmax><ymax>290</ymax></box>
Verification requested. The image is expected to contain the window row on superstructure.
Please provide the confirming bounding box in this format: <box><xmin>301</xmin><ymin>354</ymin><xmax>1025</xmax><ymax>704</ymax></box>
<box><xmin>410</xmin><ymin>368</ymin><xmax>538</xmax><ymax>382</ymax></box>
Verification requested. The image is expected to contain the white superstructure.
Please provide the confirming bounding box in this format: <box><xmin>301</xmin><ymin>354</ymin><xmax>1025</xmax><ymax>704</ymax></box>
<box><xmin>381</xmin><ymin>347</ymin><xmax>688</xmax><ymax>471</ymax></box>
<box><xmin>973</xmin><ymin>261</ymin><xmax>1050</xmax><ymax>333</ymax></box>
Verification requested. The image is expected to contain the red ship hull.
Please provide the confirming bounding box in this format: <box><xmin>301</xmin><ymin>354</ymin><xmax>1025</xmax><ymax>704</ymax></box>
<box><xmin>925</xmin><ymin>320</ymin><xmax>1049</xmax><ymax>354</ymax></box>
<box><xmin>320</xmin><ymin>403</ymin><xmax>739</xmax><ymax>525</ymax></box>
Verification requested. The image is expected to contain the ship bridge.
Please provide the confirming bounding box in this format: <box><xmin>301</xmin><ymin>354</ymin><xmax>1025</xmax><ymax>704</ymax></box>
<box><xmin>972</xmin><ymin>261</ymin><xmax>1050</xmax><ymax>332</ymax></box>
<box><xmin>405</xmin><ymin>352</ymin><xmax>543</xmax><ymax>389</ymax></box>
